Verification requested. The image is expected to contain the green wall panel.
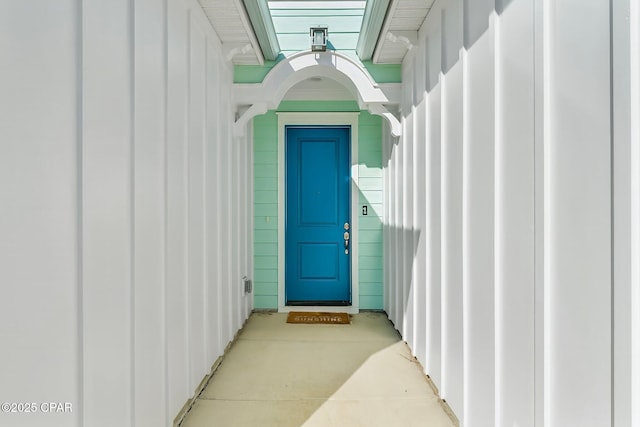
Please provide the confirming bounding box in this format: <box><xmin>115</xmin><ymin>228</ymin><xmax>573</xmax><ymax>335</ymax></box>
<box><xmin>359</xmin><ymin>216</ymin><xmax>383</xmax><ymax>230</ymax></box>
<box><xmin>253</xmin><ymin>110</ymin><xmax>280</xmax><ymax>308</ymax></box>
<box><xmin>254</xmin><ymin>164</ymin><xmax>277</xmax><ymax>178</ymax></box>
<box><xmin>359</xmin><ymin>165</ymin><xmax>383</xmax><ymax>177</ymax></box>
<box><xmin>254</xmin><ymin>177</ymin><xmax>278</xmax><ymax>191</ymax></box>
<box><xmin>254</xmin><ymin>269</ymin><xmax>278</xmax><ymax>282</ymax></box>
<box><xmin>234</xmin><ymin>60</ymin><xmax>282</xmax><ymax>84</ymax></box>
<box><xmin>254</xmin><ymin>295</ymin><xmax>278</xmax><ymax>309</ymax></box>
<box><xmin>361</xmin><ymin>61</ymin><xmax>402</xmax><ymax>83</ymax></box>
<box><xmin>359</xmin><ymin>269</ymin><xmax>383</xmax><ymax>283</ymax></box>
<box><xmin>359</xmin><ymin>256</ymin><xmax>384</xmax><ymax>270</ymax></box>
<box><xmin>254</xmin><ymin>191</ymin><xmax>278</xmax><ymax>204</ymax></box>
<box><xmin>360</xmin><ymin>192</ymin><xmax>383</xmax><ymax>204</ymax></box>
<box><xmin>254</xmin><ymin>217</ymin><xmax>278</xmax><ymax>231</ymax></box>
<box><xmin>254</xmin><ymin>204</ymin><xmax>278</xmax><ymax>217</ymax></box>
<box><xmin>359</xmin><ymin>243</ymin><xmax>383</xmax><ymax>257</ymax></box>
<box><xmin>255</xmin><ymin>243</ymin><xmax>278</xmax><ymax>256</ymax></box>
<box><xmin>278</xmin><ymin>100</ymin><xmax>359</xmax><ymax>112</ymax></box>
<box><xmin>254</xmin><ymin>151</ymin><xmax>278</xmax><ymax>165</ymax></box>
<box><xmin>235</xmin><ymin>62</ymin><xmax>401</xmax><ymax>84</ymax></box>
<box><xmin>359</xmin><ymin>295</ymin><xmax>384</xmax><ymax>310</ymax></box>
<box><xmin>254</xmin><ymin>229</ymin><xmax>278</xmax><ymax>243</ymax></box>
<box><xmin>255</xmin><ymin>256</ymin><xmax>278</xmax><ymax>269</ymax></box>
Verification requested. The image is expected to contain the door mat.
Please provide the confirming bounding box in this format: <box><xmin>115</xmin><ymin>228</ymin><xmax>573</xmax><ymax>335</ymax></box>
<box><xmin>286</xmin><ymin>312</ymin><xmax>350</xmax><ymax>324</ymax></box>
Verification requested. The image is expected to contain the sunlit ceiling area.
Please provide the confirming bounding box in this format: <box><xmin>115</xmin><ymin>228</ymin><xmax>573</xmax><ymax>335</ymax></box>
<box><xmin>198</xmin><ymin>0</ymin><xmax>435</xmax><ymax>65</ymax></box>
<box><xmin>267</xmin><ymin>1</ymin><xmax>366</xmax><ymax>58</ymax></box>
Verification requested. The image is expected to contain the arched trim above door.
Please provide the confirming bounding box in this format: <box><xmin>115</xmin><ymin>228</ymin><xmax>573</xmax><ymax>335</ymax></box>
<box><xmin>233</xmin><ymin>50</ymin><xmax>401</xmax><ymax>137</ymax></box>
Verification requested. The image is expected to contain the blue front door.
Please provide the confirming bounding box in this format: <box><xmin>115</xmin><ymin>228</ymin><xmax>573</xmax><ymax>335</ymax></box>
<box><xmin>285</xmin><ymin>126</ymin><xmax>351</xmax><ymax>305</ymax></box>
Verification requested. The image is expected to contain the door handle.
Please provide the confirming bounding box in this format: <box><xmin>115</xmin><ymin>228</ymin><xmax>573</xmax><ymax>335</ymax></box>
<box><xmin>343</xmin><ymin>223</ymin><xmax>350</xmax><ymax>254</ymax></box>
<box><xmin>344</xmin><ymin>231</ymin><xmax>350</xmax><ymax>253</ymax></box>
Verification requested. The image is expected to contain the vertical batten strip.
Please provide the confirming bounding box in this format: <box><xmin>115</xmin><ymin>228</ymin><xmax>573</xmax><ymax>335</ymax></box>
<box><xmin>630</xmin><ymin>0</ymin><xmax>640</xmax><ymax>423</ymax></box>
<box><xmin>548</xmin><ymin>0</ymin><xmax>612</xmax><ymax>424</ymax></box>
<box><xmin>427</xmin><ymin>37</ymin><xmax>443</xmax><ymax>388</ymax></box>
<box><xmin>541</xmin><ymin>0</ymin><xmax>553</xmax><ymax>423</ymax></box>
<box><xmin>217</xmin><ymin>58</ymin><xmax>228</xmax><ymax>347</ymax></box>
<box><xmin>185</xmin><ymin>7</ymin><xmax>193</xmax><ymax>394</ymax></box>
<box><xmin>462</xmin><ymin>2</ymin><xmax>497</xmax><ymax>424</ymax></box>
<box><xmin>394</xmin><ymin>113</ymin><xmax>402</xmax><ymax>331</ymax></box>
<box><xmin>494</xmin><ymin>9</ymin><xmax>503</xmax><ymax>426</ymax></box>
<box><xmin>202</xmin><ymin>36</ymin><xmax>209</xmax><ymax>379</ymax></box>
<box><xmin>166</xmin><ymin>0</ymin><xmax>191</xmax><ymax>413</ymax></box>
<box><xmin>461</xmin><ymin>35</ymin><xmax>471</xmax><ymax>427</ymax></box>
<box><xmin>162</xmin><ymin>0</ymin><xmax>169</xmax><ymax>422</ymax></box>
<box><xmin>403</xmin><ymin>57</ymin><xmax>415</xmax><ymax>348</ymax></box>
<box><xmin>129</xmin><ymin>1</ymin><xmax>136</xmax><ymax>424</ymax></box>
<box><xmin>234</xmin><ymin>124</ymin><xmax>241</xmax><ymax>331</ymax></box>
<box><xmin>533</xmin><ymin>0</ymin><xmax>546</xmax><ymax>424</ymax></box>
<box><xmin>132</xmin><ymin>0</ymin><xmax>169</xmax><ymax>424</ymax></box>
<box><xmin>383</xmin><ymin>122</ymin><xmax>394</xmax><ymax>319</ymax></box>
<box><xmin>82</xmin><ymin>0</ymin><xmax>134</xmax><ymax>423</ymax></box>
<box><xmin>389</xmin><ymin>127</ymin><xmax>397</xmax><ymax>324</ymax></box>
<box><xmin>210</xmin><ymin>46</ymin><xmax>222</xmax><ymax>359</ymax></box>
<box><xmin>612</xmin><ymin>0</ymin><xmax>633</xmax><ymax>425</ymax></box>
<box><xmin>439</xmin><ymin>0</ymin><xmax>465</xmax><ymax>417</ymax></box>
<box><xmin>414</xmin><ymin>38</ymin><xmax>428</xmax><ymax>373</ymax></box>
<box><xmin>494</xmin><ymin>1</ymin><xmax>536</xmax><ymax>425</ymax></box>
<box><xmin>440</xmin><ymin>62</ymin><xmax>449</xmax><ymax>399</ymax></box>
<box><xmin>76</xmin><ymin>0</ymin><xmax>85</xmax><ymax>423</ymax></box>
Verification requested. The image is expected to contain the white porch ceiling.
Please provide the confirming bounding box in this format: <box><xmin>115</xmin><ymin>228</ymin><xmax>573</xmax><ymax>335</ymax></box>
<box><xmin>197</xmin><ymin>0</ymin><xmax>264</xmax><ymax>64</ymax></box>
<box><xmin>197</xmin><ymin>0</ymin><xmax>436</xmax><ymax>65</ymax></box>
<box><xmin>373</xmin><ymin>0</ymin><xmax>435</xmax><ymax>64</ymax></box>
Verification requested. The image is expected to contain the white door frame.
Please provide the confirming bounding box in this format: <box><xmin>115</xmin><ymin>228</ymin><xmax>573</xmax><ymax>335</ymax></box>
<box><xmin>277</xmin><ymin>112</ymin><xmax>360</xmax><ymax>313</ymax></box>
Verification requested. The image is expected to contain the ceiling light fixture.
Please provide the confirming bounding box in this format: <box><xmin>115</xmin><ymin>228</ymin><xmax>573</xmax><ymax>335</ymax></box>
<box><xmin>310</xmin><ymin>27</ymin><xmax>328</xmax><ymax>52</ymax></box>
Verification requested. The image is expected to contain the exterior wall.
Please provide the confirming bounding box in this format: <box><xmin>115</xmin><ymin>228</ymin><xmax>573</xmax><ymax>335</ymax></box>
<box><xmin>253</xmin><ymin>102</ymin><xmax>384</xmax><ymax>310</ymax></box>
<box><xmin>385</xmin><ymin>0</ymin><xmax>637</xmax><ymax>426</ymax></box>
<box><xmin>0</xmin><ymin>1</ymin><xmax>252</xmax><ymax>427</ymax></box>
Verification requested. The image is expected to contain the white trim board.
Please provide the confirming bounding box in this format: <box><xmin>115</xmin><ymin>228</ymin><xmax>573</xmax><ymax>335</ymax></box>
<box><xmin>277</xmin><ymin>112</ymin><xmax>360</xmax><ymax>314</ymax></box>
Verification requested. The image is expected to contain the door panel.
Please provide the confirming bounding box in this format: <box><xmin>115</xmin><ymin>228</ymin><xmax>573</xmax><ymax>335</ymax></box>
<box><xmin>285</xmin><ymin>126</ymin><xmax>351</xmax><ymax>304</ymax></box>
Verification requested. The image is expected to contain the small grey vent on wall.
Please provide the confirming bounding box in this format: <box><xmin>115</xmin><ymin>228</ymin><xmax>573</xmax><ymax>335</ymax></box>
<box><xmin>243</xmin><ymin>277</ymin><xmax>252</xmax><ymax>294</ymax></box>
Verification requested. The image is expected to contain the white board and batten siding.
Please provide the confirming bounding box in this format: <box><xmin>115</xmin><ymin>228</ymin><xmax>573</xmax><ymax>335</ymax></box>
<box><xmin>0</xmin><ymin>1</ymin><xmax>253</xmax><ymax>426</ymax></box>
<box><xmin>385</xmin><ymin>0</ymin><xmax>640</xmax><ymax>426</ymax></box>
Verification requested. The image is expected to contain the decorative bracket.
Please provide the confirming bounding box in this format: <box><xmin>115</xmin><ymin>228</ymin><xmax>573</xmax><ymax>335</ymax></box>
<box><xmin>234</xmin><ymin>102</ymin><xmax>269</xmax><ymax>137</ymax></box>
<box><xmin>367</xmin><ymin>104</ymin><xmax>402</xmax><ymax>137</ymax></box>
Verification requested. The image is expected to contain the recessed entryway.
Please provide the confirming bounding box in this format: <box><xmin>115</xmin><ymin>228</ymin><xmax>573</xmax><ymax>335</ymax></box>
<box><xmin>277</xmin><ymin>113</ymin><xmax>361</xmax><ymax>313</ymax></box>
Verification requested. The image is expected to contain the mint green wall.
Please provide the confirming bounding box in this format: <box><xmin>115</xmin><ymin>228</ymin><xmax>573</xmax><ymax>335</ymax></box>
<box><xmin>253</xmin><ymin>111</ymin><xmax>279</xmax><ymax>309</ymax></box>
<box><xmin>356</xmin><ymin>112</ymin><xmax>384</xmax><ymax>309</ymax></box>
<box><xmin>252</xmin><ymin>104</ymin><xmax>384</xmax><ymax>310</ymax></box>
<box><xmin>235</xmin><ymin>62</ymin><xmax>401</xmax><ymax>84</ymax></box>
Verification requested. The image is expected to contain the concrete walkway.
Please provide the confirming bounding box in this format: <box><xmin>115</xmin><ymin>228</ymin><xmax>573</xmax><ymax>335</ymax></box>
<box><xmin>180</xmin><ymin>312</ymin><xmax>456</xmax><ymax>427</ymax></box>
